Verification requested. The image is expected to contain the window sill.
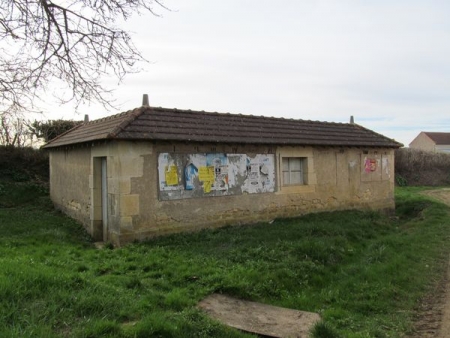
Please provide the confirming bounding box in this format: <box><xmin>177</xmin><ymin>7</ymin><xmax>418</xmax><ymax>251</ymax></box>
<box><xmin>276</xmin><ymin>184</ymin><xmax>316</xmax><ymax>195</ymax></box>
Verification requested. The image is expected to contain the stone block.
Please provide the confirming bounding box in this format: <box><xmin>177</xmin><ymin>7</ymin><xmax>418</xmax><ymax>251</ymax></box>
<box><xmin>120</xmin><ymin>156</ymin><xmax>144</xmax><ymax>178</ymax></box>
<box><xmin>120</xmin><ymin>216</ymin><xmax>134</xmax><ymax>230</ymax></box>
<box><xmin>120</xmin><ymin>194</ymin><xmax>139</xmax><ymax>216</ymax></box>
<box><xmin>119</xmin><ymin>179</ymin><xmax>131</xmax><ymax>194</ymax></box>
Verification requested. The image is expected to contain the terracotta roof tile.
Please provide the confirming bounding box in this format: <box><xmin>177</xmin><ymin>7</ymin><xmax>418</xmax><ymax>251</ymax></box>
<box><xmin>43</xmin><ymin>106</ymin><xmax>403</xmax><ymax>148</ymax></box>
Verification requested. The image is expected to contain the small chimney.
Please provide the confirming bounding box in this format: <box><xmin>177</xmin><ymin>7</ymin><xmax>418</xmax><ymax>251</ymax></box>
<box><xmin>350</xmin><ymin>115</ymin><xmax>354</xmax><ymax>124</ymax></box>
<box><xmin>84</xmin><ymin>114</ymin><xmax>89</xmax><ymax>123</ymax></box>
<box><xmin>142</xmin><ymin>94</ymin><xmax>149</xmax><ymax>106</ymax></box>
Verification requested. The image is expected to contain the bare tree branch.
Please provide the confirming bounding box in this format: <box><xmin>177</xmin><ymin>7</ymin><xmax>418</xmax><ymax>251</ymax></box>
<box><xmin>0</xmin><ymin>0</ymin><xmax>166</xmax><ymax>118</ymax></box>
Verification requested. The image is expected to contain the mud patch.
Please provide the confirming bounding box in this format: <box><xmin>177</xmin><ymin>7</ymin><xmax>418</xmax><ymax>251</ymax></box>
<box><xmin>421</xmin><ymin>188</ymin><xmax>450</xmax><ymax>205</ymax></box>
<box><xmin>407</xmin><ymin>189</ymin><xmax>450</xmax><ymax>338</ymax></box>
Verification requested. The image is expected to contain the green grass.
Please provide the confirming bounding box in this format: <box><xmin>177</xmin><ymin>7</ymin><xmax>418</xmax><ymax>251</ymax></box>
<box><xmin>1</xmin><ymin>183</ymin><xmax>450</xmax><ymax>337</ymax></box>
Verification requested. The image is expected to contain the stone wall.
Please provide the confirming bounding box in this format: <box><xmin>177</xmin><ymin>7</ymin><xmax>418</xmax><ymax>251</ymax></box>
<box><xmin>48</xmin><ymin>140</ymin><xmax>395</xmax><ymax>246</ymax></box>
<box><xmin>127</xmin><ymin>143</ymin><xmax>395</xmax><ymax>245</ymax></box>
<box><xmin>90</xmin><ymin>141</ymin><xmax>153</xmax><ymax>243</ymax></box>
<box><xmin>49</xmin><ymin>147</ymin><xmax>91</xmax><ymax>228</ymax></box>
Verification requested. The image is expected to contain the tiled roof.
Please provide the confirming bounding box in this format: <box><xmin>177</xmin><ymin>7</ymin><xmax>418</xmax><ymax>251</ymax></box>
<box><xmin>423</xmin><ymin>132</ymin><xmax>450</xmax><ymax>145</ymax></box>
<box><xmin>43</xmin><ymin>106</ymin><xmax>403</xmax><ymax>148</ymax></box>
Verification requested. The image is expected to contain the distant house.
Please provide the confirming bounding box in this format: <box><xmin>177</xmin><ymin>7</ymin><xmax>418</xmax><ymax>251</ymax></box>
<box><xmin>409</xmin><ymin>132</ymin><xmax>450</xmax><ymax>153</ymax></box>
<box><xmin>43</xmin><ymin>103</ymin><xmax>402</xmax><ymax>246</ymax></box>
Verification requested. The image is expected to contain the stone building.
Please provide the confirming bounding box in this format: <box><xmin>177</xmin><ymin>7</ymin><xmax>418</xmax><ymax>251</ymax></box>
<box><xmin>43</xmin><ymin>104</ymin><xmax>402</xmax><ymax>246</ymax></box>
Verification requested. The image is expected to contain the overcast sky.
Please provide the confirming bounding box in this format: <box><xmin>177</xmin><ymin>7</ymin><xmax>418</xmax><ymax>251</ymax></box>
<box><xmin>43</xmin><ymin>0</ymin><xmax>450</xmax><ymax>147</ymax></box>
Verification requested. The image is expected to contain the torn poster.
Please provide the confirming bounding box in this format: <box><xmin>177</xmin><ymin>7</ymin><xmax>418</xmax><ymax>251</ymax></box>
<box><xmin>364</xmin><ymin>158</ymin><xmax>377</xmax><ymax>173</ymax></box>
<box><xmin>242</xmin><ymin>154</ymin><xmax>275</xmax><ymax>194</ymax></box>
<box><xmin>184</xmin><ymin>162</ymin><xmax>198</xmax><ymax>190</ymax></box>
<box><xmin>158</xmin><ymin>153</ymin><xmax>182</xmax><ymax>191</ymax></box>
<box><xmin>206</xmin><ymin>153</ymin><xmax>229</xmax><ymax>191</ymax></box>
<box><xmin>198</xmin><ymin>166</ymin><xmax>215</xmax><ymax>182</ymax></box>
<box><xmin>158</xmin><ymin>152</ymin><xmax>275</xmax><ymax>199</ymax></box>
<box><xmin>199</xmin><ymin>166</ymin><xmax>215</xmax><ymax>193</ymax></box>
<box><xmin>165</xmin><ymin>165</ymin><xmax>179</xmax><ymax>186</ymax></box>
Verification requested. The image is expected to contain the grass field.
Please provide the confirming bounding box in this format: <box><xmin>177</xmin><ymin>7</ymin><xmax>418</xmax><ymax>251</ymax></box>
<box><xmin>1</xmin><ymin>182</ymin><xmax>450</xmax><ymax>337</ymax></box>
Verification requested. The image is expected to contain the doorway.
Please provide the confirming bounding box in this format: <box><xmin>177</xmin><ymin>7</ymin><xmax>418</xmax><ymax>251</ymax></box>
<box><xmin>101</xmin><ymin>157</ymin><xmax>108</xmax><ymax>241</ymax></box>
<box><xmin>93</xmin><ymin>157</ymin><xmax>108</xmax><ymax>241</ymax></box>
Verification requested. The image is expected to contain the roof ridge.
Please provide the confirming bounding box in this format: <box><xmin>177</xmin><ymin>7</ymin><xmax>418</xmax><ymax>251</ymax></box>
<box><xmin>353</xmin><ymin>123</ymin><xmax>402</xmax><ymax>145</ymax></box>
<box><xmin>150</xmin><ymin>106</ymin><xmax>351</xmax><ymax>126</ymax></box>
<box><xmin>42</xmin><ymin>105</ymin><xmax>403</xmax><ymax>149</ymax></box>
<box><xmin>108</xmin><ymin>106</ymin><xmax>147</xmax><ymax>138</ymax></box>
<box><xmin>84</xmin><ymin>110</ymin><xmax>130</xmax><ymax>125</ymax></box>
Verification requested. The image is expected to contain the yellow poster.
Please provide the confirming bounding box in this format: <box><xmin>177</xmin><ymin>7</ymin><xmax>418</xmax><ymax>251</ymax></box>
<box><xmin>199</xmin><ymin>166</ymin><xmax>214</xmax><ymax>193</ymax></box>
<box><xmin>165</xmin><ymin>165</ymin><xmax>178</xmax><ymax>186</ymax></box>
<box><xmin>203</xmin><ymin>180</ymin><xmax>211</xmax><ymax>193</ymax></box>
<box><xmin>198</xmin><ymin>166</ymin><xmax>214</xmax><ymax>182</ymax></box>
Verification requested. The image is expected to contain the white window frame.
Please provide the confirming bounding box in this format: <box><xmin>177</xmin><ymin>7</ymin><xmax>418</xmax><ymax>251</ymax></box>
<box><xmin>282</xmin><ymin>157</ymin><xmax>306</xmax><ymax>186</ymax></box>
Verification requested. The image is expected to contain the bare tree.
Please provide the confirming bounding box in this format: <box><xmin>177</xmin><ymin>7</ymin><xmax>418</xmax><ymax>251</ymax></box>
<box><xmin>0</xmin><ymin>0</ymin><xmax>166</xmax><ymax>116</ymax></box>
<box><xmin>0</xmin><ymin>112</ymin><xmax>32</xmax><ymax>147</ymax></box>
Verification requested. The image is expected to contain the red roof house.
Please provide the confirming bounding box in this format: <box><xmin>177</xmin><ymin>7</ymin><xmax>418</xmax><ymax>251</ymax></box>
<box><xmin>409</xmin><ymin>132</ymin><xmax>450</xmax><ymax>153</ymax></box>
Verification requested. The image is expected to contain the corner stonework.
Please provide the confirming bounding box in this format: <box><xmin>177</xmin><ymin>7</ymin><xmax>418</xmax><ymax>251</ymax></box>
<box><xmin>114</xmin><ymin>142</ymin><xmax>153</xmax><ymax>235</ymax></box>
<box><xmin>90</xmin><ymin>141</ymin><xmax>153</xmax><ymax>244</ymax></box>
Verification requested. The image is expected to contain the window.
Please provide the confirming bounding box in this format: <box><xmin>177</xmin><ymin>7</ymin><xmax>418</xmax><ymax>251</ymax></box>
<box><xmin>282</xmin><ymin>157</ymin><xmax>306</xmax><ymax>185</ymax></box>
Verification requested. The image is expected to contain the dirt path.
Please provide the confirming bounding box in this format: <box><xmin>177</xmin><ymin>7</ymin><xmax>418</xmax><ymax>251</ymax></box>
<box><xmin>407</xmin><ymin>189</ymin><xmax>450</xmax><ymax>338</ymax></box>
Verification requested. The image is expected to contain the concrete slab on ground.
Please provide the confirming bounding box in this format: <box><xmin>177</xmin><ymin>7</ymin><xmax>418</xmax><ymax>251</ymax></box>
<box><xmin>198</xmin><ymin>293</ymin><xmax>321</xmax><ymax>338</ymax></box>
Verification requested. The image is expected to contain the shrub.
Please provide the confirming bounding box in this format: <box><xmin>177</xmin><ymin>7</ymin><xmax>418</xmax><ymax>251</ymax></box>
<box><xmin>395</xmin><ymin>148</ymin><xmax>450</xmax><ymax>186</ymax></box>
<box><xmin>0</xmin><ymin>146</ymin><xmax>49</xmax><ymax>182</ymax></box>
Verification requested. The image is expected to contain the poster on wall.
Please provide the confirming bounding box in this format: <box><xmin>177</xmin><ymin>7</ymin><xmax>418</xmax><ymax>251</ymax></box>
<box><xmin>364</xmin><ymin>158</ymin><xmax>377</xmax><ymax>173</ymax></box>
<box><xmin>206</xmin><ymin>153</ymin><xmax>228</xmax><ymax>192</ymax></box>
<box><xmin>242</xmin><ymin>154</ymin><xmax>275</xmax><ymax>194</ymax></box>
<box><xmin>198</xmin><ymin>165</ymin><xmax>214</xmax><ymax>193</ymax></box>
<box><xmin>184</xmin><ymin>162</ymin><xmax>198</xmax><ymax>190</ymax></box>
<box><xmin>158</xmin><ymin>152</ymin><xmax>275</xmax><ymax>200</ymax></box>
<box><xmin>158</xmin><ymin>153</ymin><xmax>182</xmax><ymax>191</ymax></box>
<box><xmin>227</xmin><ymin>154</ymin><xmax>247</xmax><ymax>189</ymax></box>
<box><xmin>165</xmin><ymin>165</ymin><xmax>178</xmax><ymax>186</ymax></box>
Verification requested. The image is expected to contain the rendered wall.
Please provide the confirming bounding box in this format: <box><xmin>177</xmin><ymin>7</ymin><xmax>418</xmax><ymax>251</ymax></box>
<box><xmin>48</xmin><ymin>141</ymin><xmax>154</xmax><ymax>243</ymax></box>
<box><xmin>49</xmin><ymin>141</ymin><xmax>395</xmax><ymax>246</ymax></box>
<box><xmin>126</xmin><ymin>142</ymin><xmax>395</xmax><ymax>245</ymax></box>
<box><xmin>409</xmin><ymin>133</ymin><xmax>436</xmax><ymax>152</ymax></box>
<box><xmin>49</xmin><ymin>148</ymin><xmax>91</xmax><ymax>228</ymax></box>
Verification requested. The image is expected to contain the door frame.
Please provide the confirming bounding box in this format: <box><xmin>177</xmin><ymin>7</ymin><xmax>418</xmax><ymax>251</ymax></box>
<box><xmin>92</xmin><ymin>156</ymin><xmax>108</xmax><ymax>241</ymax></box>
<box><xmin>101</xmin><ymin>157</ymin><xmax>108</xmax><ymax>241</ymax></box>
